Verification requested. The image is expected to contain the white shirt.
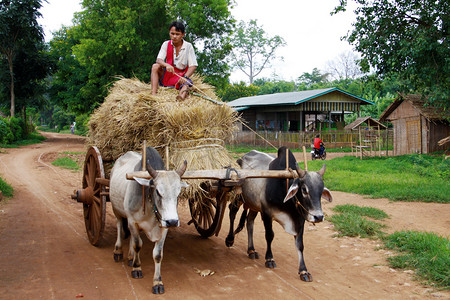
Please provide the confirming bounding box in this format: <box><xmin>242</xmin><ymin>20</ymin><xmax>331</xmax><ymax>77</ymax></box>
<box><xmin>157</xmin><ymin>40</ymin><xmax>198</xmax><ymax>70</ymax></box>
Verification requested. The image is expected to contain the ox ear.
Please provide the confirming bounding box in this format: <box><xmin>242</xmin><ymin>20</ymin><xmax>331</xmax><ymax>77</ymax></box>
<box><xmin>283</xmin><ymin>181</ymin><xmax>299</xmax><ymax>203</ymax></box>
<box><xmin>317</xmin><ymin>164</ymin><xmax>326</xmax><ymax>178</ymax></box>
<box><xmin>321</xmin><ymin>187</ymin><xmax>333</xmax><ymax>202</ymax></box>
<box><xmin>133</xmin><ymin>177</ymin><xmax>151</xmax><ymax>187</ymax></box>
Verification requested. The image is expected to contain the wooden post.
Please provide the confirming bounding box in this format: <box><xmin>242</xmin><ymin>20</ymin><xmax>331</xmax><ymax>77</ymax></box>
<box><xmin>302</xmin><ymin>146</ymin><xmax>308</xmax><ymax>171</ymax></box>
<box><xmin>358</xmin><ymin>127</ymin><xmax>363</xmax><ymax>159</ymax></box>
<box><xmin>378</xmin><ymin>125</ymin><xmax>381</xmax><ymax>156</ymax></box>
<box><xmin>165</xmin><ymin>145</ymin><xmax>170</xmax><ymax>170</ymax></box>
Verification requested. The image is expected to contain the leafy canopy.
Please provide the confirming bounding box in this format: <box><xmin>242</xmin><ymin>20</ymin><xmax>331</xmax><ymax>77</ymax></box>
<box><xmin>334</xmin><ymin>0</ymin><xmax>450</xmax><ymax>112</ymax></box>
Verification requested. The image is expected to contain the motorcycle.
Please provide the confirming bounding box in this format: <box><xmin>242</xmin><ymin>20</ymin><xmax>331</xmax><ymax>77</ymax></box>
<box><xmin>311</xmin><ymin>143</ymin><xmax>326</xmax><ymax>160</ymax></box>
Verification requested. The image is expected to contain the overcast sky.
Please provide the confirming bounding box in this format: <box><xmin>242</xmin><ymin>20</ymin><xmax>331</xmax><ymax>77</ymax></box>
<box><xmin>38</xmin><ymin>0</ymin><xmax>358</xmax><ymax>83</ymax></box>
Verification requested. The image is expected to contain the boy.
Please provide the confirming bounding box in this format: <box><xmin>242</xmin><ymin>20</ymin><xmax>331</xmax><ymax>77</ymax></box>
<box><xmin>151</xmin><ymin>21</ymin><xmax>198</xmax><ymax>100</ymax></box>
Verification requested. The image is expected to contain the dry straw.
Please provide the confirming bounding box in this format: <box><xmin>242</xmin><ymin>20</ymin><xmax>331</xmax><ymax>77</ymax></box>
<box><xmin>87</xmin><ymin>75</ymin><xmax>241</xmax><ymax>201</ymax></box>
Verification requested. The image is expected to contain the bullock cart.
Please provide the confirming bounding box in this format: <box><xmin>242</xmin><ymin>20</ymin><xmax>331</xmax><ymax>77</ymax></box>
<box><xmin>71</xmin><ymin>145</ymin><xmax>300</xmax><ymax>246</ymax></box>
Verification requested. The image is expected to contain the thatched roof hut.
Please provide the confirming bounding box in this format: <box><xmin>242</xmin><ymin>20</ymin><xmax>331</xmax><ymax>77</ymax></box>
<box><xmin>379</xmin><ymin>94</ymin><xmax>449</xmax><ymax>155</ymax></box>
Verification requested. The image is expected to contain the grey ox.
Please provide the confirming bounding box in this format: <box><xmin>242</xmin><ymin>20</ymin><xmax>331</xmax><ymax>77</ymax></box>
<box><xmin>109</xmin><ymin>147</ymin><xmax>187</xmax><ymax>294</ymax></box>
<box><xmin>226</xmin><ymin>146</ymin><xmax>332</xmax><ymax>281</ymax></box>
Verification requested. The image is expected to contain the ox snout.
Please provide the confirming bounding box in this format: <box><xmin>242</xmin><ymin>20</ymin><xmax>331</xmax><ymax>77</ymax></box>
<box><xmin>306</xmin><ymin>212</ymin><xmax>324</xmax><ymax>223</ymax></box>
<box><xmin>161</xmin><ymin>219</ymin><xmax>180</xmax><ymax>228</ymax></box>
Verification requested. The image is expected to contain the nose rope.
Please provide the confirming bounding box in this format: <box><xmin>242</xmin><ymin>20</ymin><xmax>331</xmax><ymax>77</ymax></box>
<box><xmin>294</xmin><ymin>195</ymin><xmax>321</xmax><ymax>223</ymax></box>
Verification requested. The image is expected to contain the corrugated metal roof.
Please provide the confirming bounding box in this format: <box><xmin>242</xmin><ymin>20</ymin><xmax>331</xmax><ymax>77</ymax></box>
<box><xmin>226</xmin><ymin>87</ymin><xmax>373</xmax><ymax>109</ymax></box>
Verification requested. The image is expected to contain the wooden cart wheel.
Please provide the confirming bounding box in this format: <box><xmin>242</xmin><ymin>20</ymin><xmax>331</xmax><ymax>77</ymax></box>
<box><xmin>82</xmin><ymin>146</ymin><xmax>106</xmax><ymax>246</ymax></box>
<box><xmin>188</xmin><ymin>185</ymin><xmax>227</xmax><ymax>238</ymax></box>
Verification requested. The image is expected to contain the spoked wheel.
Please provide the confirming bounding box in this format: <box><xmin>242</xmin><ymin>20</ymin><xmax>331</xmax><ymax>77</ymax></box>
<box><xmin>188</xmin><ymin>183</ymin><xmax>228</xmax><ymax>238</ymax></box>
<box><xmin>321</xmin><ymin>152</ymin><xmax>327</xmax><ymax>160</ymax></box>
<box><xmin>81</xmin><ymin>146</ymin><xmax>106</xmax><ymax>246</ymax></box>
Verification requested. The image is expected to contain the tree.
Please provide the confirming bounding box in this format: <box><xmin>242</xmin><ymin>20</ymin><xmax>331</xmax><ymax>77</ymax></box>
<box><xmin>296</xmin><ymin>68</ymin><xmax>329</xmax><ymax>89</ymax></box>
<box><xmin>334</xmin><ymin>0</ymin><xmax>450</xmax><ymax>112</ymax></box>
<box><xmin>0</xmin><ymin>0</ymin><xmax>45</xmax><ymax>117</ymax></box>
<box><xmin>325</xmin><ymin>51</ymin><xmax>365</xmax><ymax>81</ymax></box>
<box><xmin>217</xmin><ymin>81</ymin><xmax>259</xmax><ymax>102</ymax></box>
<box><xmin>230</xmin><ymin>19</ymin><xmax>286</xmax><ymax>84</ymax></box>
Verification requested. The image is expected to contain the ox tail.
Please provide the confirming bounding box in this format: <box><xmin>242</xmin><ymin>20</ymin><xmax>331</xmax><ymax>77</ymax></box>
<box><xmin>234</xmin><ymin>208</ymin><xmax>248</xmax><ymax>235</ymax></box>
<box><xmin>122</xmin><ymin>217</ymin><xmax>130</xmax><ymax>239</ymax></box>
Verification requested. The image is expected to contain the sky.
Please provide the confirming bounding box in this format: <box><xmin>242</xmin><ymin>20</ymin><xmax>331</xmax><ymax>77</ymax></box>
<box><xmin>38</xmin><ymin>0</ymin><xmax>359</xmax><ymax>83</ymax></box>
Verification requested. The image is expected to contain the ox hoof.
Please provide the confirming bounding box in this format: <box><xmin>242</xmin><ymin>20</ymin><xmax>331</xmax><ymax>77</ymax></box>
<box><xmin>152</xmin><ymin>284</ymin><xmax>165</xmax><ymax>294</ymax></box>
<box><xmin>299</xmin><ymin>271</ymin><xmax>313</xmax><ymax>282</ymax></box>
<box><xmin>113</xmin><ymin>253</ymin><xmax>123</xmax><ymax>262</ymax></box>
<box><xmin>128</xmin><ymin>259</ymin><xmax>133</xmax><ymax>267</ymax></box>
<box><xmin>131</xmin><ymin>269</ymin><xmax>143</xmax><ymax>279</ymax></box>
<box><xmin>225</xmin><ymin>237</ymin><xmax>234</xmax><ymax>247</ymax></box>
<box><xmin>248</xmin><ymin>250</ymin><xmax>259</xmax><ymax>259</ymax></box>
<box><xmin>265</xmin><ymin>259</ymin><xmax>276</xmax><ymax>268</ymax></box>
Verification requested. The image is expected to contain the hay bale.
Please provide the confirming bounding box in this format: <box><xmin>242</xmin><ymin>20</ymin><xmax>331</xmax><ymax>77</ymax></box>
<box><xmin>87</xmin><ymin>76</ymin><xmax>241</xmax><ymax>200</ymax></box>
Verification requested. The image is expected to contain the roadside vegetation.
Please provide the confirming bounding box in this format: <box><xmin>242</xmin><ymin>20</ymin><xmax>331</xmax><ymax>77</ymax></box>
<box><xmin>329</xmin><ymin>204</ymin><xmax>388</xmax><ymax>238</ymax></box>
<box><xmin>51</xmin><ymin>152</ymin><xmax>83</xmax><ymax>171</ymax></box>
<box><xmin>0</xmin><ymin>177</ymin><xmax>13</xmax><ymax>199</ymax></box>
<box><xmin>328</xmin><ymin>204</ymin><xmax>449</xmax><ymax>290</ymax></box>
<box><xmin>308</xmin><ymin>154</ymin><xmax>449</xmax><ymax>203</ymax></box>
<box><xmin>384</xmin><ymin>231</ymin><xmax>450</xmax><ymax>289</ymax></box>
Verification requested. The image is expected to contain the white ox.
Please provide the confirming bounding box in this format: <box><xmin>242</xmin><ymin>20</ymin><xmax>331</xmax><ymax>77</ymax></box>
<box><xmin>109</xmin><ymin>147</ymin><xmax>187</xmax><ymax>294</ymax></box>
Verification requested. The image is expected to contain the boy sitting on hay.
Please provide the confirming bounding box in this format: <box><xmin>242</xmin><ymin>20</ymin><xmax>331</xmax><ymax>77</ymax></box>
<box><xmin>151</xmin><ymin>21</ymin><xmax>197</xmax><ymax>101</ymax></box>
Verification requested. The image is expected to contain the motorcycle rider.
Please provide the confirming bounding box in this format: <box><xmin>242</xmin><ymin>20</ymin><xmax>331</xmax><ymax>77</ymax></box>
<box><xmin>313</xmin><ymin>134</ymin><xmax>325</xmax><ymax>156</ymax></box>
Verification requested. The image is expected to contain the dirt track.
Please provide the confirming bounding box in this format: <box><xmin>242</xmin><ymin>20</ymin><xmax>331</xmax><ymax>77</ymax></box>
<box><xmin>0</xmin><ymin>132</ymin><xmax>448</xmax><ymax>299</ymax></box>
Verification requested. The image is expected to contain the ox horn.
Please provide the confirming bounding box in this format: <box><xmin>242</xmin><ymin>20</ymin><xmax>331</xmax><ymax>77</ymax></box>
<box><xmin>317</xmin><ymin>164</ymin><xmax>326</xmax><ymax>177</ymax></box>
<box><xmin>176</xmin><ymin>160</ymin><xmax>188</xmax><ymax>177</ymax></box>
<box><xmin>146</xmin><ymin>164</ymin><xmax>158</xmax><ymax>179</ymax></box>
<box><xmin>296</xmin><ymin>164</ymin><xmax>306</xmax><ymax>178</ymax></box>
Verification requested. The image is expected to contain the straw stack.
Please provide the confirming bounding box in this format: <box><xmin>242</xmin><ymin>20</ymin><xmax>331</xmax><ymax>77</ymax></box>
<box><xmin>87</xmin><ymin>75</ymin><xmax>240</xmax><ymax>201</ymax></box>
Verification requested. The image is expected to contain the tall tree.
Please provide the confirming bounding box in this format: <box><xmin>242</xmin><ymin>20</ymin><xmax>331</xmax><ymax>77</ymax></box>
<box><xmin>326</xmin><ymin>51</ymin><xmax>365</xmax><ymax>81</ymax></box>
<box><xmin>230</xmin><ymin>19</ymin><xmax>286</xmax><ymax>84</ymax></box>
<box><xmin>297</xmin><ymin>68</ymin><xmax>329</xmax><ymax>88</ymax></box>
<box><xmin>0</xmin><ymin>0</ymin><xmax>45</xmax><ymax>117</ymax></box>
<box><xmin>334</xmin><ymin>0</ymin><xmax>450</xmax><ymax>111</ymax></box>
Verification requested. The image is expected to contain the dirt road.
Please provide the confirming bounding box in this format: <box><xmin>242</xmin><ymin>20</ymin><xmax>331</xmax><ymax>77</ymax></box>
<box><xmin>0</xmin><ymin>132</ymin><xmax>448</xmax><ymax>299</ymax></box>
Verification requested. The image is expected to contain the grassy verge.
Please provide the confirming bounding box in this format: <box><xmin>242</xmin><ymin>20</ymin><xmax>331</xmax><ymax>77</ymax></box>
<box><xmin>309</xmin><ymin>154</ymin><xmax>449</xmax><ymax>203</ymax></box>
<box><xmin>51</xmin><ymin>157</ymin><xmax>80</xmax><ymax>171</ymax></box>
<box><xmin>384</xmin><ymin>231</ymin><xmax>450</xmax><ymax>289</ymax></box>
<box><xmin>329</xmin><ymin>205</ymin><xmax>388</xmax><ymax>238</ymax></box>
<box><xmin>0</xmin><ymin>132</ymin><xmax>46</xmax><ymax>148</ymax></box>
<box><xmin>0</xmin><ymin>176</ymin><xmax>13</xmax><ymax>198</ymax></box>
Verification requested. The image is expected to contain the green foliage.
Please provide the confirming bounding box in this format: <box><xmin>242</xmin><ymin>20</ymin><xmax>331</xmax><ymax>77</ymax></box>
<box><xmin>384</xmin><ymin>231</ymin><xmax>450</xmax><ymax>289</ymax></box>
<box><xmin>329</xmin><ymin>210</ymin><xmax>386</xmax><ymax>238</ymax></box>
<box><xmin>335</xmin><ymin>0</ymin><xmax>450</xmax><ymax>113</ymax></box>
<box><xmin>0</xmin><ymin>176</ymin><xmax>13</xmax><ymax>198</ymax></box>
<box><xmin>332</xmin><ymin>204</ymin><xmax>389</xmax><ymax>220</ymax></box>
<box><xmin>0</xmin><ymin>116</ymin><xmax>28</xmax><ymax>144</ymax></box>
<box><xmin>309</xmin><ymin>154</ymin><xmax>450</xmax><ymax>203</ymax></box>
<box><xmin>51</xmin><ymin>157</ymin><xmax>80</xmax><ymax>171</ymax></box>
<box><xmin>230</xmin><ymin>19</ymin><xmax>286</xmax><ymax>83</ymax></box>
<box><xmin>218</xmin><ymin>81</ymin><xmax>260</xmax><ymax>101</ymax></box>
<box><xmin>0</xmin><ymin>0</ymin><xmax>50</xmax><ymax>117</ymax></box>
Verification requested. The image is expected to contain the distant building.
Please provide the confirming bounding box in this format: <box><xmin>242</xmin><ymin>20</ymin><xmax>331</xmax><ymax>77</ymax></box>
<box><xmin>227</xmin><ymin>88</ymin><xmax>373</xmax><ymax>131</ymax></box>
<box><xmin>379</xmin><ymin>94</ymin><xmax>450</xmax><ymax>155</ymax></box>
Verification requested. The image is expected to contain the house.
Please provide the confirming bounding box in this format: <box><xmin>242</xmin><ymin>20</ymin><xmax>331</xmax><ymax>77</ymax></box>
<box><xmin>379</xmin><ymin>94</ymin><xmax>450</xmax><ymax>155</ymax></box>
<box><xmin>227</xmin><ymin>87</ymin><xmax>374</xmax><ymax>131</ymax></box>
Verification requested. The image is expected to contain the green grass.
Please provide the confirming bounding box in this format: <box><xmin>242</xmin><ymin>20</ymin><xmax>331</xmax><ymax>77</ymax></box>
<box><xmin>51</xmin><ymin>157</ymin><xmax>80</xmax><ymax>171</ymax></box>
<box><xmin>329</xmin><ymin>210</ymin><xmax>386</xmax><ymax>238</ymax></box>
<box><xmin>308</xmin><ymin>154</ymin><xmax>450</xmax><ymax>203</ymax></box>
<box><xmin>0</xmin><ymin>132</ymin><xmax>46</xmax><ymax>148</ymax></box>
<box><xmin>0</xmin><ymin>176</ymin><xmax>13</xmax><ymax>198</ymax></box>
<box><xmin>332</xmin><ymin>204</ymin><xmax>389</xmax><ymax>220</ymax></box>
<box><xmin>384</xmin><ymin>231</ymin><xmax>450</xmax><ymax>289</ymax></box>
